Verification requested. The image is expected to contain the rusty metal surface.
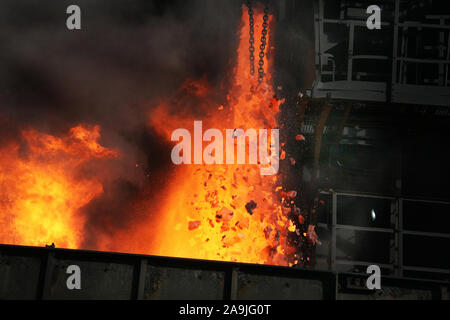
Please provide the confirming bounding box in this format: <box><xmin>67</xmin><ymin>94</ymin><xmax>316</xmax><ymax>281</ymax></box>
<box><xmin>0</xmin><ymin>254</ymin><xmax>41</xmax><ymax>300</ymax></box>
<box><xmin>0</xmin><ymin>244</ymin><xmax>448</xmax><ymax>300</ymax></box>
<box><xmin>236</xmin><ymin>273</ymin><xmax>323</xmax><ymax>300</ymax></box>
<box><xmin>144</xmin><ymin>266</ymin><xmax>225</xmax><ymax>300</ymax></box>
<box><xmin>43</xmin><ymin>257</ymin><xmax>135</xmax><ymax>300</ymax></box>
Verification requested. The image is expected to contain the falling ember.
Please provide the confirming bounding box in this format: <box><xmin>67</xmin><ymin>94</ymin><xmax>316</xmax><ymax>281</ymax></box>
<box><xmin>0</xmin><ymin>125</ymin><xmax>118</xmax><ymax>249</ymax></box>
<box><xmin>148</xmin><ymin>6</ymin><xmax>292</xmax><ymax>265</ymax></box>
<box><xmin>0</xmin><ymin>4</ymin><xmax>296</xmax><ymax>266</ymax></box>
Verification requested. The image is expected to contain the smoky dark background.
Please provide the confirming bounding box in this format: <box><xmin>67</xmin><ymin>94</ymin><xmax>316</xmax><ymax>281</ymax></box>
<box><xmin>0</xmin><ymin>0</ymin><xmax>240</xmax><ymax>138</ymax></box>
<box><xmin>0</xmin><ymin>0</ymin><xmax>315</xmax><ymax>249</ymax></box>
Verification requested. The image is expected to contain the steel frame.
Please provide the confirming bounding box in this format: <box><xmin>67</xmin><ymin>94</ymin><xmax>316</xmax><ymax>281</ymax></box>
<box><xmin>312</xmin><ymin>0</ymin><xmax>450</xmax><ymax>106</ymax></box>
<box><xmin>319</xmin><ymin>190</ymin><xmax>450</xmax><ymax>279</ymax></box>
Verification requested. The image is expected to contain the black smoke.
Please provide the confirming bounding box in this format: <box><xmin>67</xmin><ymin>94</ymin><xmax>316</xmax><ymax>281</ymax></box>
<box><xmin>0</xmin><ymin>0</ymin><xmax>243</xmax><ymax>250</ymax></box>
<box><xmin>0</xmin><ymin>0</ymin><xmax>315</xmax><ymax>251</ymax></box>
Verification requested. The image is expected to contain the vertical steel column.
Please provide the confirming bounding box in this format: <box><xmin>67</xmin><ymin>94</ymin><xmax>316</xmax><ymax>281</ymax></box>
<box><xmin>314</xmin><ymin>0</ymin><xmax>324</xmax><ymax>82</ymax></box>
<box><xmin>391</xmin><ymin>0</ymin><xmax>400</xmax><ymax>88</ymax></box>
<box><xmin>135</xmin><ymin>259</ymin><xmax>147</xmax><ymax>300</ymax></box>
<box><xmin>391</xmin><ymin>198</ymin><xmax>398</xmax><ymax>276</ymax></box>
<box><xmin>339</xmin><ymin>0</ymin><xmax>345</xmax><ymax>20</ymax></box>
<box><xmin>348</xmin><ymin>22</ymin><xmax>355</xmax><ymax>81</ymax></box>
<box><xmin>399</xmin><ymin>26</ymin><xmax>408</xmax><ymax>84</ymax></box>
<box><xmin>438</xmin><ymin>18</ymin><xmax>445</xmax><ymax>85</ymax></box>
<box><xmin>398</xmin><ymin>198</ymin><xmax>404</xmax><ymax>277</ymax></box>
<box><xmin>393</xmin><ymin>132</ymin><xmax>403</xmax><ymax>276</ymax></box>
<box><xmin>230</xmin><ymin>267</ymin><xmax>239</xmax><ymax>300</ymax></box>
<box><xmin>330</xmin><ymin>192</ymin><xmax>337</xmax><ymax>271</ymax></box>
<box><xmin>446</xmin><ymin>31</ymin><xmax>450</xmax><ymax>86</ymax></box>
<box><xmin>393</xmin><ymin>199</ymin><xmax>401</xmax><ymax>276</ymax></box>
<box><xmin>36</xmin><ymin>250</ymin><xmax>55</xmax><ymax>300</ymax></box>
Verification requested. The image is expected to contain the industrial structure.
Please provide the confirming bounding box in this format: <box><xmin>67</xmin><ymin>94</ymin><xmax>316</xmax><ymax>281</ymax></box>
<box><xmin>1</xmin><ymin>0</ymin><xmax>449</xmax><ymax>300</ymax></box>
<box><xmin>0</xmin><ymin>244</ymin><xmax>448</xmax><ymax>299</ymax></box>
<box><xmin>299</xmin><ymin>0</ymin><xmax>450</xmax><ymax>282</ymax></box>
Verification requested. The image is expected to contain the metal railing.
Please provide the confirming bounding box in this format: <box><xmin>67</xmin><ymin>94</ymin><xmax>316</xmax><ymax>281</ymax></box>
<box><xmin>312</xmin><ymin>0</ymin><xmax>450</xmax><ymax>105</ymax></box>
<box><xmin>318</xmin><ymin>190</ymin><xmax>450</xmax><ymax>279</ymax></box>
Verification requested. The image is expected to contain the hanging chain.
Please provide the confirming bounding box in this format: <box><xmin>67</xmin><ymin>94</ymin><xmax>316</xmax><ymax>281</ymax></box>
<box><xmin>258</xmin><ymin>5</ymin><xmax>269</xmax><ymax>84</ymax></box>
<box><xmin>248</xmin><ymin>1</ymin><xmax>255</xmax><ymax>76</ymax></box>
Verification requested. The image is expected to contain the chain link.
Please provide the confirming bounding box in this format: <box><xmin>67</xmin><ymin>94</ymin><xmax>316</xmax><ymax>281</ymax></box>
<box><xmin>248</xmin><ymin>1</ymin><xmax>255</xmax><ymax>76</ymax></box>
<box><xmin>258</xmin><ymin>5</ymin><xmax>269</xmax><ymax>84</ymax></box>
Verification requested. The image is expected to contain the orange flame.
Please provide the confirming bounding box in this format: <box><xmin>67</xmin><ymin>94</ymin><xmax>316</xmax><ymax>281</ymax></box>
<box><xmin>0</xmin><ymin>125</ymin><xmax>117</xmax><ymax>248</ymax></box>
<box><xmin>0</xmin><ymin>6</ymin><xmax>294</xmax><ymax>266</ymax></box>
<box><xmin>147</xmin><ymin>6</ymin><xmax>290</xmax><ymax>265</ymax></box>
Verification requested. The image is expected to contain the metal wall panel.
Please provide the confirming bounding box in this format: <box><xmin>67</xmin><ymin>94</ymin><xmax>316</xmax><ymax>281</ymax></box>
<box><xmin>43</xmin><ymin>257</ymin><xmax>135</xmax><ymax>300</ymax></box>
<box><xmin>0</xmin><ymin>244</ymin><xmax>448</xmax><ymax>300</ymax></box>
<box><xmin>0</xmin><ymin>254</ymin><xmax>41</xmax><ymax>300</ymax></box>
<box><xmin>143</xmin><ymin>266</ymin><xmax>225</xmax><ymax>300</ymax></box>
<box><xmin>236</xmin><ymin>273</ymin><xmax>323</xmax><ymax>300</ymax></box>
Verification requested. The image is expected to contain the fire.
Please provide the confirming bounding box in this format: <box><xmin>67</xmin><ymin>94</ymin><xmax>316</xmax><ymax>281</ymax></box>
<box><xmin>0</xmin><ymin>125</ymin><xmax>117</xmax><ymax>248</ymax></box>
<box><xmin>0</xmin><ymin>5</ymin><xmax>296</xmax><ymax>266</ymax></box>
<box><xmin>148</xmin><ymin>6</ymin><xmax>291</xmax><ymax>265</ymax></box>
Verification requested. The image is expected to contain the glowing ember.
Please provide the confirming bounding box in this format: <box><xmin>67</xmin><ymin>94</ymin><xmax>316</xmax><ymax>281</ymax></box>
<box><xmin>0</xmin><ymin>5</ymin><xmax>297</xmax><ymax>266</ymax></box>
<box><xmin>148</xmin><ymin>6</ymin><xmax>292</xmax><ymax>265</ymax></box>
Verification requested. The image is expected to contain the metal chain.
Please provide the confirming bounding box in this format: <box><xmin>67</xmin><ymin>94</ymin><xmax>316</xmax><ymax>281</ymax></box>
<box><xmin>248</xmin><ymin>1</ymin><xmax>255</xmax><ymax>76</ymax></box>
<box><xmin>258</xmin><ymin>5</ymin><xmax>269</xmax><ymax>84</ymax></box>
